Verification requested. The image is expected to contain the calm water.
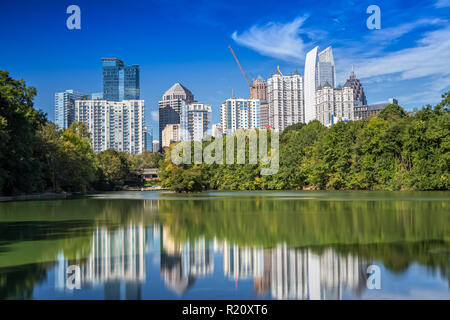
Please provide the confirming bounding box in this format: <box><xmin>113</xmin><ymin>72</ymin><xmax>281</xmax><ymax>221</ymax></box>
<box><xmin>0</xmin><ymin>191</ymin><xmax>449</xmax><ymax>300</ymax></box>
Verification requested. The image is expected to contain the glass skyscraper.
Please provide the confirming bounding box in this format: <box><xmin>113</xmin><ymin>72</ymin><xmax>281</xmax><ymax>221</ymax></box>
<box><xmin>54</xmin><ymin>89</ymin><xmax>88</xmax><ymax>129</ymax></box>
<box><xmin>102</xmin><ymin>58</ymin><xmax>140</xmax><ymax>101</ymax></box>
<box><xmin>144</xmin><ymin>125</ymin><xmax>153</xmax><ymax>152</ymax></box>
<box><xmin>304</xmin><ymin>46</ymin><xmax>336</xmax><ymax>123</ymax></box>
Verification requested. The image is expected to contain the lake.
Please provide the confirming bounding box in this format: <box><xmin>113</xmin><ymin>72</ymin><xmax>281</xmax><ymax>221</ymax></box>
<box><xmin>0</xmin><ymin>191</ymin><xmax>449</xmax><ymax>300</ymax></box>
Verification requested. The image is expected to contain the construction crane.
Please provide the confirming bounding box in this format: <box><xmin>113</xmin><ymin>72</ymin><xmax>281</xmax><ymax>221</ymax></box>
<box><xmin>228</xmin><ymin>45</ymin><xmax>255</xmax><ymax>99</ymax></box>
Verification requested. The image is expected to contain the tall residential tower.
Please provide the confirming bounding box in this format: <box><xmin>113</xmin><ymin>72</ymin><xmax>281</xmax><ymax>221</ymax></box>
<box><xmin>267</xmin><ymin>67</ymin><xmax>303</xmax><ymax>131</ymax></box>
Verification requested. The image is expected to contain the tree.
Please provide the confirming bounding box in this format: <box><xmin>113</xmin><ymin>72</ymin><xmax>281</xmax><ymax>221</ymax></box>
<box><xmin>128</xmin><ymin>151</ymin><xmax>164</xmax><ymax>170</ymax></box>
<box><xmin>95</xmin><ymin>149</ymin><xmax>131</xmax><ymax>190</ymax></box>
<box><xmin>0</xmin><ymin>69</ymin><xmax>47</xmax><ymax>195</ymax></box>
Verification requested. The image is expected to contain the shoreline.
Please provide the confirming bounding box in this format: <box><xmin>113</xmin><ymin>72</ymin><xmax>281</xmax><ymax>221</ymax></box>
<box><xmin>1</xmin><ymin>188</ymin><xmax>448</xmax><ymax>202</ymax></box>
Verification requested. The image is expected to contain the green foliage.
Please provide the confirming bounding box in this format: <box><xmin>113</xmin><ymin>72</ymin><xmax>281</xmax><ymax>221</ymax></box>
<box><xmin>0</xmin><ymin>70</ymin><xmax>47</xmax><ymax>195</ymax></box>
<box><xmin>128</xmin><ymin>151</ymin><xmax>164</xmax><ymax>170</ymax></box>
<box><xmin>160</xmin><ymin>94</ymin><xmax>450</xmax><ymax>192</ymax></box>
<box><xmin>95</xmin><ymin>149</ymin><xmax>131</xmax><ymax>190</ymax></box>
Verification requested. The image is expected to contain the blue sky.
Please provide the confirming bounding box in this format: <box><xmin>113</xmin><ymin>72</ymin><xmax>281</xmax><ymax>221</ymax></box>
<box><xmin>1</xmin><ymin>0</ymin><xmax>449</xmax><ymax>139</ymax></box>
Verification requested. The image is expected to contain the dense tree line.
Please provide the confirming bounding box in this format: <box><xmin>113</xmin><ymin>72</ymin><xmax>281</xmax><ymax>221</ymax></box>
<box><xmin>0</xmin><ymin>70</ymin><xmax>163</xmax><ymax>195</ymax></box>
<box><xmin>160</xmin><ymin>92</ymin><xmax>449</xmax><ymax>192</ymax></box>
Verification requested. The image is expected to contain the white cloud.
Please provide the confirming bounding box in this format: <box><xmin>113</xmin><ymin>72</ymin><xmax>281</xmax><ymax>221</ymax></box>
<box><xmin>233</xmin><ymin>15</ymin><xmax>450</xmax><ymax>107</ymax></box>
<box><xmin>353</xmin><ymin>26</ymin><xmax>450</xmax><ymax>81</ymax></box>
<box><xmin>364</xmin><ymin>18</ymin><xmax>445</xmax><ymax>43</ymax></box>
<box><xmin>231</xmin><ymin>16</ymin><xmax>310</xmax><ymax>63</ymax></box>
<box><xmin>151</xmin><ymin>111</ymin><xmax>159</xmax><ymax>122</ymax></box>
<box><xmin>435</xmin><ymin>0</ymin><xmax>450</xmax><ymax>8</ymax></box>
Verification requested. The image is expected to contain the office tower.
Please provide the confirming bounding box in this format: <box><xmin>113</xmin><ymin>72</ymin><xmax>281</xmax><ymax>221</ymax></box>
<box><xmin>252</xmin><ymin>76</ymin><xmax>267</xmax><ymax>101</ymax></box>
<box><xmin>152</xmin><ymin>140</ymin><xmax>160</xmax><ymax>153</ymax></box>
<box><xmin>315</xmin><ymin>81</ymin><xmax>354</xmax><ymax>126</ymax></box>
<box><xmin>267</xmin><ymin>67</ymin><xmax>303</xmax><ymax>132</ymax></box>
<box><xmin>102</xmin><ymin>58</ymin><xmax>140</xmax><ymax>101</ymax></box>
<box><xmin>211</xmin><ymin>124</ymin><xmax>223</xmax><ymax>138</ymax></box>
<box><xmin>162</xmin><ymin>124</ymin><xmax>180</xmax><ymax>149</ymax></box>
<box><xmin>346</xmin><ymin>68</ymin><xmax>367</xmax><ymax>106</ymax></box>
<box><xmin>180</xmin><ymin>102</ymin><xmax>212</xmax><ymax>141</ymax></box>
<box><xmin>259</xmin><ymin>101</ymin><xmax>270</xmax><ymax>129</ymax></box>
<box><xmin>144</xmin><ymin>125</ymin><xmax>153</xmax><ymax>152</ymax></box>
<box><xmin>158</xmin><ymin>83</ymin><xmax>194</xmax><ymax>148</ymax></box>
<box><xmin>304</xmin><ymin>46</ymin><xmax>336</xmax><ymax>123</ymax></box>
<box><xmin>54</xmin><ymin>90</ymin><xmax>88</xmax><ymax>129</ymax></box>
<box><xmin>75</xmin><ymin>99</ymin><xmax>145</xmax><ymax>154</ymax></box>
<box><xmin>220</xmin><ymin>98</ymin><xmax>260</xmax><ymax>135</ymax></box>
<box><xmin>318</xmin><ymin>47</ymin><xmax>336</xmax><ymax>87</ymax></box>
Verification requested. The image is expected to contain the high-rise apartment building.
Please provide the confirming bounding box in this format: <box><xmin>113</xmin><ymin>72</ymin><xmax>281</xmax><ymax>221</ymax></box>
<box><xmin>102</xmin><ymin>58</ymin><xmax>140</xmax><ymax>101</ymax></box>
<box><xmin>259</xmin><ymin>101</ymin><xmax>270</xmax><ymax>129</ymax></box>
<box><xmin>304</xmin><ymin>46</ymin><xmax>336</xmax><ymax>123</ymax></box>
<box><xmin>54</xmin><ymin>90</ymin><xmax>89</xmax><ymax>129</ymax></box>
<box><xmin>75</xmin><ymin>99</ymin><xmax>145</xmax><ymax>154</ymax></box>
<box><xmin>162</xmin><ymin>124</ymin><xmax>180</xmax><ymax>149</ymax></box>
<box><xmin>158</xmin><ymin>83</ymin><xmax>194</xmax><ymax>148</ymax></box>
<box><xmin>252</xmin><ymin>76</ymin><xmax>267</xmax><ymax>101</ymax></box>
<box><xmin>180</xmin><ymin>102</ymin><xmax>211</xmax><ymax>141</ymax></box>
<box><xmin>267</xmin><ymin>67</ymin><xmax>303</xmax><ymax>131</ymax></box>
<box><xmin>144</xmin><ymin>125</ymin><xmax>153</xmax><ymax>152</ymax></box>
<box><xmin>315</xmin><ymin>81</ymin><xmax>354</xmax><ymax>127</ymax></box>
<box><xmin>345</xmin><ymin>68</ymin><xmax>367</xmax><ymax>106</ymax></box>
<box><xmin>220</xmin><ymin>98</ymin><xmax>260</xmax><ymax>135</ymax></box>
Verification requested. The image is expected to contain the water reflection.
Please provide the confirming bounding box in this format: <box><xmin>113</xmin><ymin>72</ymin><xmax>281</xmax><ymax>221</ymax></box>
<box><xmin>50</xmin><ymin>222</ymin><xmax>399</xmax><ymax>299</ymax></box>
<box><xmin>0</xmin><ymin>191</ymin><xmax>448</xmax><ymax>299</ymax></box>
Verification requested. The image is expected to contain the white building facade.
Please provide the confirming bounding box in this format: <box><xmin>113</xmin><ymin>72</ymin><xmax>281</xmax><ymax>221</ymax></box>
<box><xmin>267</xmin><ymin>67</ymin><xmax>303</xmax><ymax>131</ymax></box>
<box><xmin>180</xmin><ymin>102</ymin><xmax>212</xmax><ymax>141</ymax></box>
<box><xmin>75</xmin><ymin>99</ymin><xmax>145</xmax><ymax>154</ymax></box>
<box><xmin>315</xmin><ymin>82</ymin><xmax>354</xmax><ymax>127</ymax></box>
<box><xmin>220</xmin><ymin>98</ymin><xmax>260</xmax><ymax>135</ymax></box>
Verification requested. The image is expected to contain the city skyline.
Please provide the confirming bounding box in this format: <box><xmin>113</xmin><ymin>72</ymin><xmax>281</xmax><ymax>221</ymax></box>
<box><xmin>1</xmin><ymin>0</ymin><xmax>449</xmax><ymax>140</ymax></box>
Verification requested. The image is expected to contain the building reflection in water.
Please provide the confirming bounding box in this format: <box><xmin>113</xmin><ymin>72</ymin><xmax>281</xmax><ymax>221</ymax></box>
<box><xmin>55</xmin><ymin>223</ymin><xmax>369</xmax><ymax>300</ymax></box>
<box><xmin>160</xmin><ymin>226</ymin><xmax>214</xmax><ymax>295</ymax></box>
<box><xmin>55</xmin><ymin>223</ymin><xmax>148</xmax><ymax>299</ymax></box>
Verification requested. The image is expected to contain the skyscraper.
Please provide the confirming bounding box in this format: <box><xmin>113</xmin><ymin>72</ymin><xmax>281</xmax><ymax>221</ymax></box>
<box><xmin>144</xmin><ymin>125</ymin><xmax>153</xmax><ymax>152</ymax></box>
<box><xmin>158</xmin><ymin>83</ymin><xmax>194</xmax><ymax>149</ymax></box>
<box><xmin>102</xmin><ymin>58</ymin><xmax>140</xmax><ymax>101</ymax></box>
<box><xmin>304</xmin><ymin>46</ymin><xmax>336</xmax><ymax>123</ymax></box>
<box><xmin>346</xmin><ymin>68</ymin><xmax>367</xmax><ymax>106</ymax></box>
<box><xmin>259</xmin><ymin>101</ymin><xmax>270</xmax><ymax>129</ymax></box>
<box><xmin>180</xmin><ymin>102</ymin><xmax>211</xmax><ymax>141</ymax></box>
<box><xmin>54</xmin><ymin>90</ymin><xmax>88</xmax><ymax>129</ymax></box>
<box><xmin>75</xmin><ymin>99</ymin><xmax>145</xmax><ymax>154</ymax></box>
<box><xmin>252</xmin><ymin>76</ymin><xmax>267</xmax><ymax>101</ymax></box>
<box><xmin>220</xmin><ymin>98</ymin><xmax>260</xmax><ymax>135</ymax></box>
<box><xmin>267</xmin><ymin>67</ymin><xmax>303</xmax><ymax>131</ymax></box>
<box><xmin>318</xmin><ymin>47</ymin><xmax>336</xmax><ymax>87</ymax></box>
